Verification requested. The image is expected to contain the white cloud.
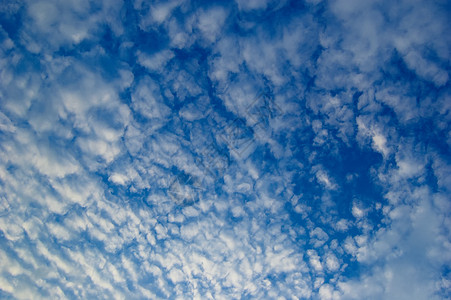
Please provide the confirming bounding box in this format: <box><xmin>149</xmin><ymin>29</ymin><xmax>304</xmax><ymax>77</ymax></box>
<box><xmin>325</xmin><ymin>253</ymin><xmax>340</xmax><ymax>272</ymax></box>
<box><xmin>319</xmin><ymin>284</ymin><xmax>337</xmax><ymax>300</ymax></box>
<box><xmin>109</xmin><ymin>173</ymin><xmax>130</xmax><ymax>186</ymax></box>
<box><xmin>315</xmin><ymin>168</ymin><xmax>338</xmax><ymax>191</ymax></box>
<box><xmin>197</xmin><ymin>7</ymin><xmax>227</xmax><ymax>43</ymax></box>
<box><xmin>131</xmin><ymin>76</ymin><xmax>172</xmax><ymax>121</ymax></box>
<box><xmin>22</xmin><ymin>0</ymin><xmax>123</xmax><ymax>53</ymax></box>
<box><xmin>235</xmin><ymin>0</ymin><xmax>273</xmax><ymax>11</ymax></box>
<box><xmin>351</xmin><ymin>202</ymin><xmax>366</xmax><ymax>219</ymax></box>
<box><xmin>307</xmin><ymin>249</ymin><xmax>323</xmax><ymax>272</ymax></box>
<box><xmin>137</xmin><ymin>50</ymin><xmax>175</xmax><ymax>72</ymax></box>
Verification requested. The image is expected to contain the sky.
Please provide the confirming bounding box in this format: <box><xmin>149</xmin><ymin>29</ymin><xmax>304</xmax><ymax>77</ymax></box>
<box><xmin>0</xmin><ymin>0</ymin><xmax>450</xmax><ymax>299</ymax></box>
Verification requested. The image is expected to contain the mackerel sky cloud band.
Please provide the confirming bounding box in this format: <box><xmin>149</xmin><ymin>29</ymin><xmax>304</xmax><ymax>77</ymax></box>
<box><xmin>0</xmin><ymin>0</ymin><xmax>450</xmax><ymax>299</ymax></box>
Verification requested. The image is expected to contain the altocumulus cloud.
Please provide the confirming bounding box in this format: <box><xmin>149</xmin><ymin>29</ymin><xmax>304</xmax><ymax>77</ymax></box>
<box><xmin>0</xmin><ymin>0</ymin><xmax>450</xmax><ymax>299</ymax></box>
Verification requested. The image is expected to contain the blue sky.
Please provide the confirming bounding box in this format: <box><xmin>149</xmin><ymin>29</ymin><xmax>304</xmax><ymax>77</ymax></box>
<box><xmin>0</xmin><ymin>0</ymin><xmax>450</xmax><ymax>299</ymax></box>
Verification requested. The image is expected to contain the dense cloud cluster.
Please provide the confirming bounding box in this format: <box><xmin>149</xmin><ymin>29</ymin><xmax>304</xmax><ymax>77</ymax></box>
<box><xmin>0</xmin><ymin>0</ymin><xmax>450</xmax><ymax>299</ymax></box>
